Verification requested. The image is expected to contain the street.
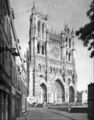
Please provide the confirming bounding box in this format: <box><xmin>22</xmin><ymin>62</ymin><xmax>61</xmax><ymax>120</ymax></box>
<box><xmin>27</xmin><ymin>108</ymin><xmax>88</xmax><ymax>120</ymax></box>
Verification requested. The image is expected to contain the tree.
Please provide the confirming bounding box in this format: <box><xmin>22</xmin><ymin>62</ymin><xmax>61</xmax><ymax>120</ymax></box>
<box><xmin>76</xmin><ymin>0</ymin><xmax>94</xmax><ymax>58</ymax></box>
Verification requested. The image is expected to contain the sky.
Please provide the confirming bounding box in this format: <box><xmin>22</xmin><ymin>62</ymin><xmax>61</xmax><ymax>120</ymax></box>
<box><xmin>10</xmin><ymin>0</ymin><xmax>94</xmax><ymax>91</ymax></box>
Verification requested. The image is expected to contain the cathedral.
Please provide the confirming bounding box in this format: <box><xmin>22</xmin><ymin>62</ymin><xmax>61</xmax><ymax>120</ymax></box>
<box><xmin>28</xmin><ymin>4</ymin><xmax>77</xmax><ymax>104</ymax></box>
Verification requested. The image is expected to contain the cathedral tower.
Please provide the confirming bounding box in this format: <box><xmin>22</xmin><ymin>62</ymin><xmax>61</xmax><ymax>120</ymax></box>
<box><xmin>28</xmin><ymin>4</ymin><xmax>77</xmax><ymax>104</ymax></box>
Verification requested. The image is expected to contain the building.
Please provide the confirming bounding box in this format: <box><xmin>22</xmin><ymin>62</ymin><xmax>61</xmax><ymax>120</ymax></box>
<box><xmin>15</xmin><ymin>54</ymin><xmax>28</xmax><ymax>118</ymax></box>
<box><xmin>28</xmin><ymin>4</ymin><xmax>77</xmax><ymax>104</ymax></box>
<box><xmin>0</xmin><ymin>0</ymin><xmax>14</xmax><ymax>119</ymax></box>
<box><xmin>0</xmin><ymin>0</ymin><xmax>28</xmax><ymax>120</ymax></box>
<box><xmin>82</xmin><ymin>90</ymin><xmax>88</xmax><ymax>104</ymax></box>
<box><xmin>76</xmin><ymin>91</ymin><xmax>82</xmax><ymax>103</ymax></box>
<box><xmin>88</xmin><ymin>83</ymin><xmax>94</xmax><ymax>120</ymax></box>
<box><xmin>77</xmin><ymin>90</ymin><xmax>88</xmax><ymax>104</ymax></box>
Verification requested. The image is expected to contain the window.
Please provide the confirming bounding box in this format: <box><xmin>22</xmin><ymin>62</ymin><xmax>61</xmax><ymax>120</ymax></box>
<box><xmin>45</xmin><ymin>42</ymin><xmax>47</xmax><ymax>55</ymax></box>
<box><xmin>42</xmin><ymin>44</ymin><xmax>44</xmax><ymax>55</ymax></box>
<box><xmin>37</xmin><ymin>20</ymin><xmax>41</xmax><ymax>37</ymax></box>
<box><xmin>37</xmin><ymin>42</ymin><xmax>40</xmax><ymax>54</ymax></box>
<box><xmin>68</xmin><ymin>78</ymin><xmax>71</xmax><ymax>85</ymax></box>
<box><xmin>42</xmin><ymin>23</ymin><xmax>44</xmax><ymax>38</ymax></box>
<box><xmin>38</xmin><ymin>64</ymin><xmax>41</xmax><ymax>71</ymax></box>
<box><xmin>69</xmin><ymin>38</ymin><xmax>71</xmax><ymax>48</ymax></box>
<box><xmin>72</xmin><ymin>74</ymin><xmax>75</xmax><ymax>84</ymax></box>
<box><xmin>66</xmin><ymin>51</ymin><xmax>68</xmax><ymax>60</ymax></box>
<box><xmin>69</xmin><ymin>53</ymin><xmax>71</xmax><ymax>61</ymax></box>
<box><xmin>66</xmin><ymin>37</ymin><xmax>68</xmax><ymax>42</ymax></box>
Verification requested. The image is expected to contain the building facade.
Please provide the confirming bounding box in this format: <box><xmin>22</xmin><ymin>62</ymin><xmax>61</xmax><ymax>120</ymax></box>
<box><xmin>0</xmin><ymin>0</ymin><xmax>28</xmax><ymax>120</ymax></box>
<box><xmin>0</xmin><ymin>0</ymin><xmax>13</xmax><ymax>119</ymax></box>
<box><xmin>28</xmin><ymin>5</ymin><xmax>77</xmax><ymax>104</ymax></box>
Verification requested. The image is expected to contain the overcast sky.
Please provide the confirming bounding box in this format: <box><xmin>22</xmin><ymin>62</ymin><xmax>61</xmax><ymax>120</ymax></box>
<box><xmin>10</xmin><ymin>0</ymin><xmax>94</xmax><ymax>91</ymax></box>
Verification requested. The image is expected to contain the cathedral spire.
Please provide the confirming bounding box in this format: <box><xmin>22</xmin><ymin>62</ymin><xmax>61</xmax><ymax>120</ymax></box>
<box><xmin>31</xmin><ymin>1</ymin><xmax>36</xmax><ymax>14</ymax></box>
<box><xmin>64</xmin><ymin>23</ymin><xmax>70</xmax><ymax>33</ymax></box>
<box><xmin>71</xmin><ymin>27</ymin><xmax>74</xmax><ymax>34</ymax></box>
<box><xmin>33</xmin><ymin>1</ymin><xmax>35</xmax><ymax>10</ymax></box>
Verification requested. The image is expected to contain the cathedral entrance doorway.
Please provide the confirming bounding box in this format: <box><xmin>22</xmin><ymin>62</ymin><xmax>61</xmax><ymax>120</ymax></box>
<box><xmin>52</xmin><ymin>79</ymin><xmax>65</xmax><ymax>103</ymax></box>
<box><xmin>69</xmin><ymin>86</ymin><xmax>74</xmax><ymax>103</ymax></box>
<box><xmin>40</xmin><ymin>83</ymin><xmax>47</xmax><ymax>103</ymax></box>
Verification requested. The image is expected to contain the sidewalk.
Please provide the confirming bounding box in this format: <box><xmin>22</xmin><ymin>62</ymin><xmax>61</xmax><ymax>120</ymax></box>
<box><xmin>16</xmin><ymin>111</ymin><xmax>28</xmax><ymax>120</ymax></box>
<box><xmin>16</xmin><ymin>116</ymin><xmax>26</xmax><ymax>120</ymax></box>
<box><xmin>44</xmin><ymin>108</ymin><xmax>88</xmax><ymax>120</ymax></box>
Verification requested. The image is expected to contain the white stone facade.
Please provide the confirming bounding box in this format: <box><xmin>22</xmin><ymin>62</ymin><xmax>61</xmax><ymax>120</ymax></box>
<box><xmin>28</xmin><ymin>5</ymin><xmax>77</xmax><ymax>104</ymax></box>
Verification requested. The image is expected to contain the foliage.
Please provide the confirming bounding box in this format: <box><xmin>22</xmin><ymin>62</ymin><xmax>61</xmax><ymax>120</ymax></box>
<box><xmin>76</xmin><ymin>0</ymin><xmax>94</xmax><ymax>58</ymax></box>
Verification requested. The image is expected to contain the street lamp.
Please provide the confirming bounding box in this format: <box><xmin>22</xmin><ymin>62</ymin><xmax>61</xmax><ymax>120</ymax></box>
<box><xmin>0</xmin><ymin>46</ymin><xmax>19</xmax><ymax>56</ymax></box>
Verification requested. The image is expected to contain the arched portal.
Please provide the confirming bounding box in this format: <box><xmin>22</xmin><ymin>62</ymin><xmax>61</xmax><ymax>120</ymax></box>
<box><xmin>69</xmin><ymin>86</ymin><xmax>75</xmax><ymax>103</ymax></box>
<box><xmin>52</xmin><ymin>79</ymin><xmax>65</xmax><ymax>103</ymax></box>
<box><xmin>40</xmin><ymin>83</ymin><xmax>47</xmax><ymax>102</ymax></box>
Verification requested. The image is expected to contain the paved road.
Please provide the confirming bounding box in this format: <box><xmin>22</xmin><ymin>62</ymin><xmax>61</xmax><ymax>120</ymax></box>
<box><xmin>27</xmin><ymin>108</ymin><xmax>88</xmax><ymax>120</ymax></box>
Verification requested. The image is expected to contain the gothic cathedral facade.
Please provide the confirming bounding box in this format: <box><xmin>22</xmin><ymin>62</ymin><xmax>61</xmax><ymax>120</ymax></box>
<box><xmin>28</xmin><ymin>5</ymin><xmax>77</xmax><ymax>104</ymax></box>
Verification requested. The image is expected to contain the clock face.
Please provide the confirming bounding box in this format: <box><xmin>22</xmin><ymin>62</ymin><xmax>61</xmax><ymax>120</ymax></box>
<box><xmin>50</xmin><ymin>47</ymin><xmax>59</xmax><ymax>59</ymax></box>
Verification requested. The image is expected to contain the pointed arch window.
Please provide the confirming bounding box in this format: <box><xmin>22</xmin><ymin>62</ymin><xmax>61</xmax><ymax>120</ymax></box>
<box><xmin>69</xmin><ymin>53</ymin><xmax>71</xmax><ymax>61</ymax></box>
<box><xmin>45</xmin><ymin>42</ymin><xmax>47</xmax><ymax>55</ymax></box>
<box><xmin>66</xmin><ymin>51</ymin><xmax>68</xmax><ymax>60</ymax></box>
<box><xmin>66</xmin><ymin>37</ymin><xmax>68</xmax><ymax>42</ymax></box>
<box><xmin>37</xmin><ymin>42</ymin><xmax>40</xmax><ymax>54</ymax></box>
<box><xmin>69</xmin><ymin>38</ymin><xmax>71</xmax><ymax>48</ymax></box>
<box><xmin>38</xmin><ymin>64</ymin><xmax>41</xmax><ymax>71</ymax></box>
<box><xmin>42</xmin><ymin>44</ymin><xmax>44</xmax><ymax>55</ymax></box>
<box><xmin>37</xmin><ymin>20</ymin><xmax>41</xmax><ymax>37</ymax></box>
<box><xmin>68</xmin><ymin>78</ymin><xmax>71</xmax><ymax>85</ymax></box>
<box><xmin>72</xmin><ymin>74</ymin><xmax>75</xmax><ymax>84</ymax></box>
<box><xmin>42</xmin><ymin>23</ymin><xmax>45</xmax><ymax>38</ymax></box>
